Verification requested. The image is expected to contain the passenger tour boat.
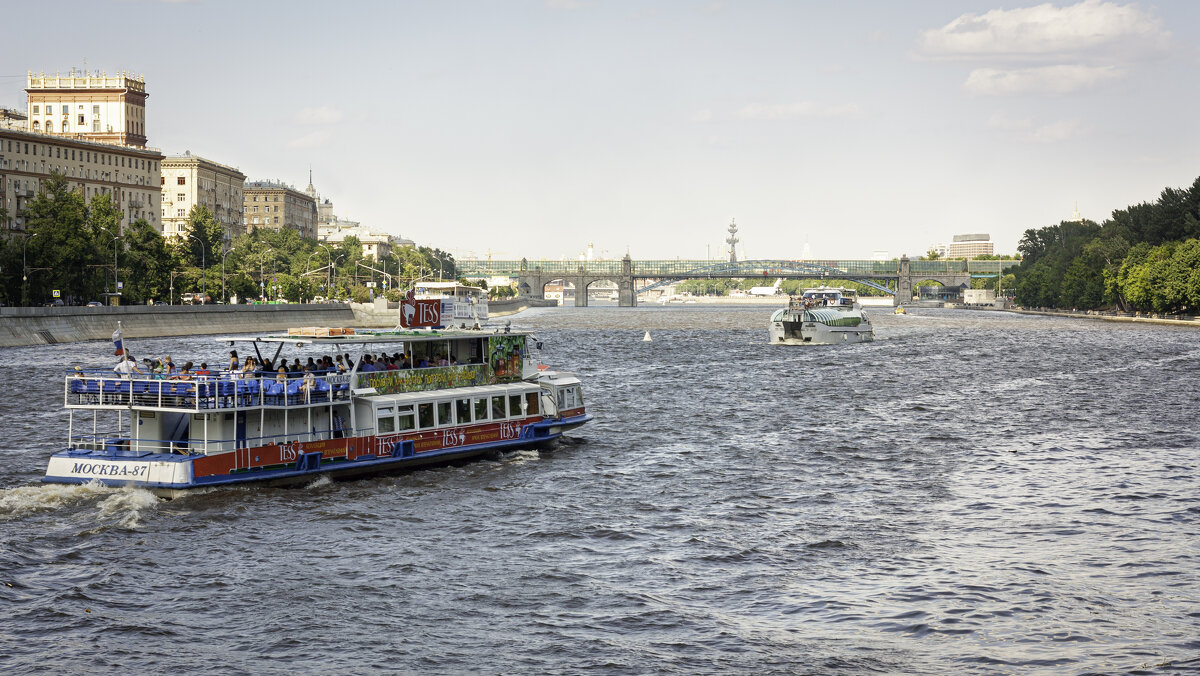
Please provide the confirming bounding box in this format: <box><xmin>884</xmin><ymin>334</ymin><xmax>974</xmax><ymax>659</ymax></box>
<box><xmin>44</xmin><ymin>298</ymin><xmax>590</xmax><ymax>498</ymax></box>
<box><xmin>769</xmin><ymin>286</ymin><xmax>875</xmax><ymax>345</ymax></box>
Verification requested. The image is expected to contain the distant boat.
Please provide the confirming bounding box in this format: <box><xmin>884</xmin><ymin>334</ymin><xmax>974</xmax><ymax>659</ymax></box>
<box><xmin>769</xmin><ymin>286</ymin><xmax>874</xmax><ymax>345</ymax></box>
<box><xmin>643</xmin><ymin>331</ymin><xmax>652</xmax><ymax>342</ymax></box>
<box><xmin>894</xmin><ymin>306</ymin><xmax>907</xmax><ymax>315</ymax></box>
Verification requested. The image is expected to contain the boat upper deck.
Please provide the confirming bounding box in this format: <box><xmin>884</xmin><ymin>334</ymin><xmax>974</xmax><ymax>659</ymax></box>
<box><xmin>65</xmin><ymin>327</ymin><xmax>539</xmax><ymax>413</ymax></box>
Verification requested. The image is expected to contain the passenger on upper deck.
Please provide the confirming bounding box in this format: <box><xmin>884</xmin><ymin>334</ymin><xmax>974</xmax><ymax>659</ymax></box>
<box><xmin>228</xmin><ymin>350</ymin><xmax>239</xmax><ymax>371</ymax></box>
<box><xmin>114</xmin><ymin>351</ymin><xmax>142</xmax><ymax>376</ymax></box>
<box><xmin>73</xmin><ymin>365</ymin><xmax>83</xmax><ymax>379</ymax></box>
<box><xmin>275</xmin><ymin>367</ymin><xmax>288</xmax><ymax>383</ymax></box>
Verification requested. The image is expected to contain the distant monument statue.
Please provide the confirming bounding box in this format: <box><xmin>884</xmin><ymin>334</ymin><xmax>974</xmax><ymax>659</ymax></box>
<box><xmin>726</xmin><ymin>219</ymin><xmax>740</xmax><ymax>263</ymax></box>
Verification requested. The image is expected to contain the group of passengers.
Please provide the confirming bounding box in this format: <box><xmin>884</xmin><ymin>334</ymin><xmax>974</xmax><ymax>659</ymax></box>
<box><xmin>356</xmin><ymin>351</ymin><xmax>456</xmax><ymax>372</ymax></box>
<box><xmin>94</xmin><ymin>346</ymin><xmax>461</xmax><ymax>382</ymax></box>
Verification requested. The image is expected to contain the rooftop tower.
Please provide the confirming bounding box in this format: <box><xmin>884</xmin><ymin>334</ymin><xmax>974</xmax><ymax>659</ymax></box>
<box><xmin>25</xmin><ymin>69</ymin><xmax>148</xmax><ymax>147</ymax></box>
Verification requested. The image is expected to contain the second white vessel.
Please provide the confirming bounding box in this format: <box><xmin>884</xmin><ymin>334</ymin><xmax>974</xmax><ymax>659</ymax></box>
<box><xmin>769</xmin><ymin>286</ymin><xmax>874</xmax><ymax>345</ymax></box>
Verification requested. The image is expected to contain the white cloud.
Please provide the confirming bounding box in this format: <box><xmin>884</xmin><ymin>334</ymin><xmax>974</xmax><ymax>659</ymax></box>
<box><xmin>987</xmin><ymin>111</ymin><xmax>1087</xmax><ymax>142</ymax></box>
<box><xmin>691</xmin><ymin>109</ymin><xmax>713</xmax><ymax>122</ymax></box>
<box><xmin>918</xmin><ymin>0</ymin><xmax>1168</xmax><ymax>60</ymax></box>
<box><xmin>546</xmin><ymin>0</ymin><xmax>588</xmax><ymax>10</ymax></box>
<box><xmin>964</xmin><ymin>64</ymin><xmax>1125</xmax><ymax>95</ymax></box>
<box><xmin>287</xmin><ymin>130</ymin><xmax>331</xmax><ymax>149</ymax></box>
<box><xmin>294</xmin><ymin>106</ymin><xmax>343</xmax><ymax>125</ymax></box>
<box><xmin>736</xmin><ymin>101</ymin><xmax>864</xmax><ymax>120</ymax></box>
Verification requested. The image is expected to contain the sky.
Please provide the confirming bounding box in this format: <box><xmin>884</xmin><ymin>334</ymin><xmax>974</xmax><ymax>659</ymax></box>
<box><xmin>3</xmin><ymin>0</ymin><xmax>1198</xmax><ymax>261</ymax></box>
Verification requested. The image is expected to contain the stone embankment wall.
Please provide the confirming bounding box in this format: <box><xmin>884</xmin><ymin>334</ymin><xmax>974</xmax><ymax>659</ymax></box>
<box><xmin>0</xmin><ymin>304</ymin><xmax>356</xmax><ymax>348</ymax></box>
<box><xmin>1011</xmin><ymin>308</ymin><xmax>1200</xmax><ymax>328</ymax></box>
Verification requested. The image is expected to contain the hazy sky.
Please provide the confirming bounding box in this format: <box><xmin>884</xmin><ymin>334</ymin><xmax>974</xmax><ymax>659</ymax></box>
<box><xmin>4</xmin><ymin>0</ymin><xmax>1198</xmax><ymax>261</ymax></box>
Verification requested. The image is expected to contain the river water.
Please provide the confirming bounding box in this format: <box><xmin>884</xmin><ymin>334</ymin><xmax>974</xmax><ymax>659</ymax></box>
<box><xmin>1</xmin><ymin>307</ymin><xmax>1198</xmax><ymax>674</ymax></box>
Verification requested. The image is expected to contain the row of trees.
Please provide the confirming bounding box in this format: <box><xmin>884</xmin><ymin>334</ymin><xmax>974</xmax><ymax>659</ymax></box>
<box><xmin>0</xmin><ymin>173</ymin><xmax>458</xmax><ymax>306</ymax></box>
<box><xmin>1014</xmin><ymin>176</ymin><xmax>1200</xmax><ymax>313</ymax></box>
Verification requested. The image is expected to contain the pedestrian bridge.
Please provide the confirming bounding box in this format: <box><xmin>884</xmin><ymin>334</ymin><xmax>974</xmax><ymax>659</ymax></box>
<box><xmin>457</xmin><ymin>256</ymin><xmax>1018</xmax><ymax>307</ymax></box>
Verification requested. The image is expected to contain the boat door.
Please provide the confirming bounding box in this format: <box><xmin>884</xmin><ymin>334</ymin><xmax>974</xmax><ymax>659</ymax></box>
<box><xmin>235</xmin><ymin>411</ymin><xmax>247</xmax><ymax>449</ymax></box>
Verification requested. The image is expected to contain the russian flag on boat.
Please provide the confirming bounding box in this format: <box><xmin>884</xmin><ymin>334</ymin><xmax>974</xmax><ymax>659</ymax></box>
<box><xmin>112</xmin><ymin>324</ymin><xmax>124</xmax><ymax>355</ymax></box>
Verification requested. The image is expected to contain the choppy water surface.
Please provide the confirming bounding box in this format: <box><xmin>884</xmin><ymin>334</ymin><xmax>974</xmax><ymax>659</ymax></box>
<box><xmin>2</xmin><ymin>307</ymin><xmax>1198</xmax><ymax>674</ymax></box>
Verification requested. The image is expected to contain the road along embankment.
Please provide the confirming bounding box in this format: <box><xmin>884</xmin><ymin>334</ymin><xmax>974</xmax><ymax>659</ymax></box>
<box><xmin>0</xmin><ymin>304</ymin><xmax>357</xmax><ymax>348</ymax></box>
<box><xmin>1011</xmin><ymin>308</ymin><xmax>1200</xmax><ymax>328</ymax></box>
<box><xmin>351</xmin><ymin>297</ymin><xmax>558</xmax><ymax>328</ymax></box>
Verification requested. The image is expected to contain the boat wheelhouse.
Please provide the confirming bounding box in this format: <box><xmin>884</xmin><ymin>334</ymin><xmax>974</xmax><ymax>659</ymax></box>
<box><xmin>769</xmin><ymin>286</ymin><xmax>874</xmax><ymax>345</ymax></box>
<box><xmin>45</xmin><ymin>326</ymin><xmax>590</xmax><ymax>497</ymax></box>
<box><xmin>414</xmin><ymin>281</ymin><xmax>489</xmax><ymax>323</ymax></box>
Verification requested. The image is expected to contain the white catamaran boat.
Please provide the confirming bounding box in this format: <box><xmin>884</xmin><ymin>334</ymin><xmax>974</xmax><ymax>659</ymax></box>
<box><xmin>44</xmin><ymin>303</ymin><xmax>589</xmax><ymax>497</ymax></box>
<box><xmin>768</xmin><ymin>286</ymin><xmax>874</xmax><ymax>345</ymax></box>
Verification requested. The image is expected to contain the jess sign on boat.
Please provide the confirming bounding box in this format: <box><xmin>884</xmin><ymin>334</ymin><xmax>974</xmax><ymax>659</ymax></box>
<box><xmin>401</xmin><ymin>290</ymin><xmax>442</xmax><ymax>328</ymax></box>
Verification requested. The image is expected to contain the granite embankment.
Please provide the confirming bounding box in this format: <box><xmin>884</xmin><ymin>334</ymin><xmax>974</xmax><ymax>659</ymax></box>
<box><xmin>0</xmin><ymin>304</ymin><xmax>356</xmax><ymax>348</ymax></box>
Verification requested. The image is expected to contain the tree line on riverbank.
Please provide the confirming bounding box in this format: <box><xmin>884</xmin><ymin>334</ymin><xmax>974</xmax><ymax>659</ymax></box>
<box><xmin>1014</xmin><ymin>176</ymin><xmax>1200</xmax><ymax>313</ymax></box>
<box><xmin>0</xmin><ymin>173</ymin><xmax>458</xmax><ymax>306</ymax></box>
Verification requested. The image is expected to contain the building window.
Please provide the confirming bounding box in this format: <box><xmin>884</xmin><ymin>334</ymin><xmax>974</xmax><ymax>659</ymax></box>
<box><xmin>46</xmin><ymin>121</ymin><xmax>53</xmax><ymax>132</ymax></box>
<box><xmin>92</xmin><ymin>105</ymin><xmax>99</xmax><ymax>115</ymax></box>
<box><xmin>32</xmin><ymin>121</ymin><xmax>39</xmax><ymax>131</ymax></box>
<box><xmin>177</xmin><ymin>193</ymin><xmax>185</xmax><ymax>202</ymax></box>
<box><xmin>161</xmin><ymin>176</ymin><xmax>165</xmax><ymax>185</ymax></box>
<box><xmin>32</xmin><ymin>105</ymin><xmax>39</xmax><ymax>114</ymax></box>
<box><xmin>275</xmin><ymin>217</ymin><xmax>280</xmax><ymax>224</ymax></box>
<box><xmin>177</xmin><ymin>176</ymin><xmax>185</xmax><ymax>185</ymax></box>
<box><xmin>78</xmin><ymin>115</ymin><xmax>84</xmax><ymax>125</ymax></box>
<box><xmin>177</xmin><ymin>209</ymin><xmax>185</xmax><ymax>217</ymax></box>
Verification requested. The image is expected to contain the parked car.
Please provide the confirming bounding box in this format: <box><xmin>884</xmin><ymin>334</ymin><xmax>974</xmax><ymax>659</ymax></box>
<box><xmin>86</xmin><ymin>301</ymin><xmax>103</xmax><ymax>307</ymax></box>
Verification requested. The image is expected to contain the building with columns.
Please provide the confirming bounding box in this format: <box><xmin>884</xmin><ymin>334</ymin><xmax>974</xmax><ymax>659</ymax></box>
<box><xmin>243</xmin><ymin>180</ymin><xmax>317</xmax><ymax>238</ymax></box>
<box><xmin>160</xmin><ymin>152</ymin><xmax>246</xmax><ymax>245</ymax></box>
<box><xmin>25</xmin><ymin>70</ymin><xmax>148</xmax><ymax>148</ymax></box>
<box><xmin>1</xmin><ymin>127</ymin><xmax>162</xmax><ymax>233</ymax></box>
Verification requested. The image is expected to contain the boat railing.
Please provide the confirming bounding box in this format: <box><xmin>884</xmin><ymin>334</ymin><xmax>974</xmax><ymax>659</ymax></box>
<box><xmin>64</xmin><ymin>369</ymin><xmax>353</xmax><ymax>412</ymax></box>
<box><xmin>68</xmin><ymin>426</ymin><xmax>374</xmax><ymax>457</ymax></box>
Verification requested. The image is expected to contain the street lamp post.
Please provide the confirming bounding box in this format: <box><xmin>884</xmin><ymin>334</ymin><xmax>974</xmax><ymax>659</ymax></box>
<box><xmin>221</xmin><ymin>247</ymin><xmax>236</xmax><ymax>304</ymax></box>
<box><xmin>169</xmin><ymin>271</ymin><xmax>186</xmax><ymax>305</ymax></box>
<box><xmin>259</xmin><ymin>248</ymin><xmax>273</xmax><ymax>301</ymax></box>
<box><xmin>332</xmin><ymin>254</ymin><xmax>345</xmax><ymax>299</ymax></box>
<box><xmin>317</xmin><ymin>243</ymin><xmax>331</xmax><ymax>291</ymax></box>
<box><xmin>188</xmin><ymin>234</ymin><xmax>207</xmax><ymax>303</ymax></box>
<box><xmin>22</xmin><ymin>232</ymin><xmax>39</xmax><ymax>306</ymax></box>
<box><xmin>98</xmin><ymin>226</ymin><xmax>120</xmax><ymax>303</ymax></box>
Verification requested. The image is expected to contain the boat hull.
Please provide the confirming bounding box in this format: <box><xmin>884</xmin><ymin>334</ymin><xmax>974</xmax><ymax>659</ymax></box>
<box><xmin>769</xmin><ymin>320</ymin><xmax>874</xmax><ymax>345</ymax></box>
<box><xmin>43</xmin><ymin>414</ymin><xmax>593</xmax><ymax>499</ymax></box>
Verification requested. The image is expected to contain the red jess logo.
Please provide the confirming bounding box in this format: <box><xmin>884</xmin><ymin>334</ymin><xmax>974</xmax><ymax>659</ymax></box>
<box><xmin>401</xmin><ymin>291</ymin><xmax>442</xmax><ymax>328</ymax></box>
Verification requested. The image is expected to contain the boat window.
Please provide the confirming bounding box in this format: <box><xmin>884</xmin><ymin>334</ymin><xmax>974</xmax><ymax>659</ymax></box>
<box><xmin>474</xmin><ymin>398</ymin><xmax>488</xmax><ymax>421</ymax></box>
<box><xmin>418</xmin><ymin>402</ymin><xmax>434</xmax><ymax>429</ymax></box>
<box><xmin>456</xmin><ymin>398</ymin><xmax>471</xmax><ymax>424</ymax></box>
<box><xmin>557</xmin><ymin>389</ymin><xmax>566</xmax><ymax>409</ymax></box>
<box><xmin>508</xmin><ymin>394</ymin><xmax>523</xmax><ymax>417</ymax></box>
<box><xmin>574</xmin><ymin>387</ymin><xmax>584</xmax><ymax>406</ymax></box>
<box><xmin>491</xmin><ymin>395</ymin><xmax>506</xmax><ymax>419</ymax></box>
<box><xmin>377</xmin><ymin>406</ymin><xmax>395</xmax><ymax>433</ymax></box>
<box><xmin>397</xmin><ymin>405</ymin><xmax>415</xmax><ymax>431</ymax></box>
<box><xmin>436</xmin><ymin>401</ymin><xmax>452</xmax><ymax>426</ymax></box>
<box><xmin>525</xmin><ymin>392</ymin><xmax>539</xmax><ymax>415</ymax></box>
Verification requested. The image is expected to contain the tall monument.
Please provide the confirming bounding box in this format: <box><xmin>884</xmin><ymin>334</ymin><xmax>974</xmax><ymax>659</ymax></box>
<box><xmin>726</xmin><ymin>219</ymin><xmax>740</xmax><ymax>263</ymax></box>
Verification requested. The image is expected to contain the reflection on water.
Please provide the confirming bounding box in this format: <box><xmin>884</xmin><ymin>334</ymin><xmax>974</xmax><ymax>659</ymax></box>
<box><xmin>1</xmin><ymin>306</ymin><xmax>1198</xmax><ymax>674</ymax></box>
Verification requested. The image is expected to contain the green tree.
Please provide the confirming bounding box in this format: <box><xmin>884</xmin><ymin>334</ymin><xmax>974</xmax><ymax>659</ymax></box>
<box><xmin>21</xmin><ymin>172</ymin><xmax>94</xmax><ymax>305</ymax></box>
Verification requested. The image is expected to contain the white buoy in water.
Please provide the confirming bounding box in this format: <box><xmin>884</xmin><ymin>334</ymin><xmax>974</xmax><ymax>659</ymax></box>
<box><xmin>643</xmin><ymin>331</ymin><xmax>652</xmax><ymax>342</ymax></box>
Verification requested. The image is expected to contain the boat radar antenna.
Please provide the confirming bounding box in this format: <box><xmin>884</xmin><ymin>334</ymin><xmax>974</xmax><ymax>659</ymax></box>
<box><xmin>726</xmin><ymin>219</ymin><xmax>740</xmax><ymax>263</ymax></box>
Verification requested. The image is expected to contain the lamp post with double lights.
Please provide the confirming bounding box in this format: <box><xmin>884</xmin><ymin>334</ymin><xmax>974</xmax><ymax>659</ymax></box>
<box><xmin>22</xmin><ymin>232</ymin><xmax>39</xmax><ymax>306</ymax></box>
<box><xmin>221</xmin><ymin>247</ymin><xmax>236</xmax><ymax>304</ymax></box>
<box><xmin>188</xmin><ymin>234</ymin><xmax>207</xmax><ymax>303</ymax></box>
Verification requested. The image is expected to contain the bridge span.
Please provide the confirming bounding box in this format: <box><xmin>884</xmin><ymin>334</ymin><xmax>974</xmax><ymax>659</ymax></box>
<box><xmin>457</xmin><ymin>256</ymin><xmax>1018</xmax><ymax>307</ymax></box>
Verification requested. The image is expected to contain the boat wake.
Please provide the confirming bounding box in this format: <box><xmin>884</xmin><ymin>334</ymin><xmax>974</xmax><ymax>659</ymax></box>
<box><xmin>0</xmin><ymin>481</ymin><xmax>160</xmax><ymax>527</ymax></box>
